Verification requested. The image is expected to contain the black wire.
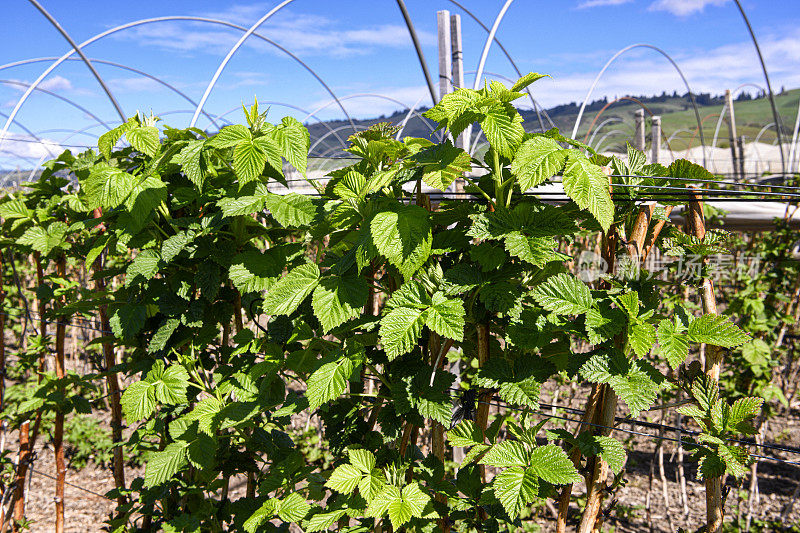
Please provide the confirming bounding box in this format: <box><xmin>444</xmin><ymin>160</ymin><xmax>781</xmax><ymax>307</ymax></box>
<box><xmin>29</xmin><ymin>467</ymin><xmax>112</xmax><ymax>500</ymax></box>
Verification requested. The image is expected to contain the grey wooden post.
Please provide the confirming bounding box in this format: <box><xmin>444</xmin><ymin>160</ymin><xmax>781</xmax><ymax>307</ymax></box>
<box><xmin>634</xmin><ymin>109</ymin><xmax>646</xmax><ymax>151</ymax></box>
<box><xmin>725</xmin><ymin>89</ymin><xmax>740</xmax><ymax>180</ymax></box>
<box><xmin>437</xmin><ymin>10</ymin><xmax>452</xmax><ymax>101</ymax></box>
<box><xmin>651</xmin><ymin>116</ymin><xmax>661</xmax><ymax>164</ymax></box>
<box><xmin>737</xmin><ymin>135</ymin><xmax>746</xmax><ymax>180</ymax></box>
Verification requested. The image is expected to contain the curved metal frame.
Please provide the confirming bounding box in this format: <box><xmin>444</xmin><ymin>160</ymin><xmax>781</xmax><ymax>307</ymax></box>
<box><xmin>0</xmin><ymin>79</ymin><xmax>111</xmax><ymax>130</ymax></box>
<box><xmin>0</xmin><ymin>111</ymin><xmax>60</xmax><ymax>158</ymax></box>
<box><xmin>27</xmin><ymin>0</ymin><xmax>125</xmax><ymax>121</ymax></box>
<box><xmin>0</xmin><ymin>15</ymin><xmax>357</xmax><ymax>153</ymax></box>
<box><xmin>473</xmin><ymin>0</ymin><xmax>516</xmax><ymax>91</ymax></box>
<box><xmin>593</xmin><ymin>129</ymin><xmax>629</xmax><ymax>153</ymax></box>
<box><xmin>191</xmin><ymin>1</ymin><xmax>297</xmax><ymax>127</ymax></box>
<box><xmin>0</xmin><ymin>56</ymin><xmax>222</xmax><ymax>128</ymax></box>
<box><xmin>587</xmin><ymin>117</ymin><xmax>630</xmax><ymax>149</ymax></box>
<box><xmin>570</xmin><ymin>43</ymin><xmax>706</xmax><ymax>166</ymax></box>
<box><xmin>395</xmin><ymin>0</ymin><xmax>437</xmax><ymax>106</ymax></box>
<box><xmin>733</xmin><ymin>0</ymin><xmax>785</xmax><ymax>173</ymax></box>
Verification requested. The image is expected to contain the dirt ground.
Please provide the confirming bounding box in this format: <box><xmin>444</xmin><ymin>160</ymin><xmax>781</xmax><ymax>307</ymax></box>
<box><xmin>11</xmin><ymin>404</ymin><xmax>799</xmax><ymax>533</ymax></box>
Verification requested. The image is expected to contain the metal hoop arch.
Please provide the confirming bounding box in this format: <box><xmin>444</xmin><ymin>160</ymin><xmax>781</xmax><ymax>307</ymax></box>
<box><xmin>570</xmin><ymin>43</ymin><xmax>706</xmax><ymax>166</ymax></box>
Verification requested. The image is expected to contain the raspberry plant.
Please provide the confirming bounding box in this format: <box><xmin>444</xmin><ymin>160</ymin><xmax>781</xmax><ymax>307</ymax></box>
<box><xmin>0</xmin><ymin>74</ymin><xmax>766</xmax><ymax>533</ymax></box>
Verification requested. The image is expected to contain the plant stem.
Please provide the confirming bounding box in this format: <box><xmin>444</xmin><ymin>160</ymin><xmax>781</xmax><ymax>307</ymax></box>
<box><xmin>54</xmin><ymin>255</ymin><xmax>66</xmax><ymax>533</ymax></box>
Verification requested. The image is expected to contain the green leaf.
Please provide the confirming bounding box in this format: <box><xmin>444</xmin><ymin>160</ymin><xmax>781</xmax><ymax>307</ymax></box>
<box><xmin>425</xmin><ymin>292</ymin><xmax>465</xmax><ymax>341</ymax></box>
<box><xmin>17</xmin><ymin>222</ymin><xmax>68</xmax><ymax>256</ymax></box>
<box><xmin>126</xmin><ymin>125</ymin><xmax>160</xmax><ymax>157</ymax></box>
<box><xmin>124</xmin><ymin>176</ymin><xmax>167</xmax><ymax>229</ymax></box>
<box><xmin>480</xmin><ymin>441</ymin><xmax>529</xmax><ymax>468</ymax></box>
<box><xmin>576</xmin><ymin>434</ymin><xmax>626</xmax><ymax>475</ymax></box>
<box><xmin>148</xmin><ymin>318</ymin><xmax>180</xmax><ymax>353</ymax></box>
<box><xmin>312</xmin><ymin>274</ymin><xmax>369</xmax><ymax>333</ymax></box>
<box><xmin>379</xmin><ymin>306</ymin><xmax>426</xmax><ymax>361</ymax></box>
<box><xmin>153</xmin><ymin>365</ymin><xmax>189</xmax><ymax>405</ymax></box>
<box><xmin>262</xmin><ymin>263</ymin><xmax>320</xmax><ymax>316</ymax></box>
<box><xmin>265</xmin><ymin>116</ymin><xmax>310</xmax><ymax>176</ymax></box>
<box><xmin>121</xmin><ymin>381</ymin><xmax>155</xmax><ymax>421</ymax></box>
<box><xmin>412</xmin><ymin>141</ymin><xmax>472</xmax><ymax>190</ymax></box>
<box><xmin>728</xmin><ymin>397</ymin><xmax>763</xmax><ymax>429</ymax></box>
<box><xmin>503</xmin><ymin>232</ymin><xmax>564</xmax><ymax>267</ymax></box>
<box><xmin>511</xmin><ymin>136</ymin><xmax>567</xmax><ymax>190</ymax></box>
<box><xmin>98</xmin><ymin>122</ymin><xmax>132</xmax><ymax>159</ymax></box>
<box><xmin>85</xmin><ymin>165</ymin><xmax>134</xmax><ymax>209</ymax></box>
<box><xmin>348</xmin><ymin>448</ymin><xmax>376</xmax><ymax>473</ymax></box>
<box><xmin>492</xmin><ymin>466</ymin><xmax>539</xmax><ymax>519</ymax></box>
<box><xmin>176</xmin><ymin>139</ymin><xmax>205</xmax><ymax>189</ymax></box>
<box><xmin>511</xmin><ymin>72</ymin><xmax>548</xmax><ymax>92</ymax></box>
<box><xmin>628</xmin><ymin>322</ymin><xmax>656</xmax><ymax>358</ymax></box>
<box><xmin>562</xmin><ymin>153</ymin><xmax>613</xmax><ymax>232</ymax></box>
<box><xmin>144</xmin><ymin>442</ymin><xmax>187</xmax><ymax>487</ymax></box>
<box><xmin>207</xmin><ymin>124</ymin><xmax>250</xmax><ymax>148</ymax></box>
<box><xmin>233</xmin><ymin>138</ymin><xmax>266</xmax><ymax>185</ymax></box>
<box><xmin>110</xmin><ymin>304</ymin><xmax>146</xmax><ymax>340</ymax></box>
<box><xmin>480</xmin><ymin>102</ymin><xmax>525</xmax><ymax>158</ymax></box>
<box><xmin>657</xmin><ymin>319</ymin><xmax>689</xmax><ymax>369</ymax></box>
<box><xmin>265</xmin><ymin>193</ymin><xmax>318</xmax><ymax>227</ymax></box>
<box><xmin>530</xmin><ymin>273</ymin><xmax>593</xmax><ymax>315</ymax></box>
<box><xmin>307</xmin><ymin>353</ymin><xmax>359</xmax><ymax>410</ymax></box>
<box><xmin>306</xmin><ymin>510</ymin><xmax>347</xmax><ymax>532</ymax></box>
<box><xmin>370</xmin><ymin>205</ymin><xmax>432</xmax><ymax>280</ymax></box>
<box><xmin>126</xmin><ymin>249</ymin><xmax>160</xmax><ymax>286</ymax></box>
<box><xmin>528</xmin><ymin>444</ymin><xmax>582</xmax><ymax>485</ymax></box>
<box><xmin>243</xmin><ymin>500</ymin><xmax>276</xmax><ymax>533</ymax></box>
<box><xmin>448</xmin><ymin>420</ymin><xmax>483</xmax><ymax>447</ymax></box>
<box><xmin>278</xmin><ymin>493</ymin><xmax>311</xmax><ymax>522</ymax></box>
<box><xmin>688</xmin><ymin>314</ymin><xmax>749</xmax><ymax>348</ymax></box>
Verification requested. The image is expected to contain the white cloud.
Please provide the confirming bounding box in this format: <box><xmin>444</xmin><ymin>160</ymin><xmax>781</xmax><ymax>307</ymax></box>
<box><xmin>0</xmin><ymin>133</ymin><xmax>63</xmax><ymax>160</ymax></box>
<box><xmin>649</xmin><ymin>0</ymin><xmax>728</xmax><ymax>16</ymax></box>
<box><xmin>112</xmin><ymin>6</ymin><xmax>434</xmax><ymax>58</ymax></box>
<box><xmin>577</xmin><ymin>0</ymin><xmax>633</xmax><ymax>9</ymax></box>
<box><xmin>521</xmin><ymin>30</ymin><xmax>800</xmax><ymax>110</ymax></box>
<box><xmin>38</xmin><ymin>75</ymin><xmax>73</xmax><ymax>92</ymax></box>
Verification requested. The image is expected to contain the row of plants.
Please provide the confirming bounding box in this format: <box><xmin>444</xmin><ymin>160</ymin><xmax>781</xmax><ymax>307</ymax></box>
<box><xmin>0</xmin><ymin>73</ymin><xmax>787</xmax><ymax>533</ymax></box>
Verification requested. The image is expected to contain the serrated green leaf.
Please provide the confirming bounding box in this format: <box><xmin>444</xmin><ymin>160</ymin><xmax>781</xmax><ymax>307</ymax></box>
<box><xmin>562</xmin><ymin>153</ymin><xmax>613</xmax><ymax>231</ymax></box>
<box><xmin>207</xmin><ymin>124</ymin><xmax>250</xmax><ymax>148</ymax></box>
<box><xmin>412</xmin><ymin>141</ymin><xmax>471</xmax><ymax>190</ymax></box>
<box><xmin>503</xmin><ymin>232</ymin><xmax>565</xmax><ymax>267</ymax></box>
<box><xmin>688</xmin><ymin>314</ymin><xmax>749</xmax><ymax>348</ymax></box>
<box><xmin>262</xmin><ymin>263</ymin><xmax>320</xmax><ymax>316</ymax></box>
<box><xmin>305</xmin><ymin>509</ymin><xmax>347</xmax><ymax>532</ymax></box>
<box><xmin>530</xmin><ymin>273</ymin><xmax>592</xmax><ymax>315</ymax></box>
<box><xmin>126</xmin><ymin>249</ymin><xmax>160</xmax><ymax>286</ymax></box>
<box><xmin>657</xmin><ymin>319</ymin><xmax>689</xmax><ymax>369</ymax></box>
<box><xmin>379</xmin><ymin>306</ymin><xmax>426</xmax><ymax>360</ymax></box>
<box><xmin>265</xmin><ymin>192</ymin><xmax>318</xmax><ymax>227</ymax></box>
<box><xmin>480</xmin><ymin>102</ymin><xmax>525</xmax><ymax>158</ymax></box>
<box><xmin>448</xmin><ymin>420</ymin><xmax>483</xmax><ymax>447</ymax></box>
<box><xmin>425</xmin><ymin>292</ymin><xmax>465</xmax><ymax>341</ymax></box>
<box><xmin>265</xmin><ymin>116</ymin><xmax>310</xmax><ymax>176</ymax></box>
<box><xmin>307</xmin><ymin>354</ymin><xmax>359</xmax><ymax>410</ymax></box>
<box><xmin>312</xmin><ymin>274</ymin><xmax>369</xmax><ymax>333</ymax></box>
<box><xmin>511</xmin><ymin>136</ymin><xmax>567</xmax><ymax>190</ymax></box>
<box><xmin>528</xmin><ymin>444</ymin><xmax>582</xmax><ymax>485</ymax></box>
<box><xmin>480</xmin><ymin>440</ymin><xmax>529</xmax><ymax>468</ymax></box>
<box><xmin>121</xmin><ymin>380</ymin><xmax>155</xmax><ymax>421</ymax></box>
<box><xmin>278</xmin><ymin>493</ymin><xmax>311</xmax><ymax>522</ymax></box>
<box><xmin>126</xmin><ymin>125</ymin><xmax>160</xmax><ymax>157</ymax></box>
<box><xmin>511</xmin><ymin>72</ymin><xmax>548</xmax><ymax>92</ymax></box>
<box><xmin>144</xmin><ymin>442</ymin><xmax>187</xmax><ymax>487</ymax></box>
<box><xmin>370</xmin><ymin>205</ymin><xmax>431</xmax><ymax>280</ymax></box>
<box><xmin>492</xmin><ymin>466</ymin><xmax>539</xmax><ymax>519</ymax></box>
<box><xmin>233</xmin><ymin>138</ymin><xmax>266</xmax><ymax>185</ymax></box>
<box><xmin>176</xmin><ymin>139</ymin><xmax>205</xmax><ymax>189</ymax></box>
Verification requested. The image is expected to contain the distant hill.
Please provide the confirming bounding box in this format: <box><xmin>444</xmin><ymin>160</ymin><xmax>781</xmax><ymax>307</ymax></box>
<box><xmin>306</xmin><ymin>87</ymin><xmax>800</xmax><ymax>156</ymax></box>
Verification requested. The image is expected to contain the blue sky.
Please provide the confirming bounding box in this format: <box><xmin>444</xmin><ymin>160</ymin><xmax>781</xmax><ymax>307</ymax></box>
<box><xmin>1</xmin><ymin>0</ymin><xmax>798</xmax><ymax>168</ymax></box>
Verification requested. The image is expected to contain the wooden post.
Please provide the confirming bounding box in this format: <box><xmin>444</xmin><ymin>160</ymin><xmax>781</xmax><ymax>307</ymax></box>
<box><xmin>737</xmin><ymin>135</ymin><xmax>746</xmax><ymax>180</ymax></box>
<box><xmin>725</xmin><ymin>90</ymin><xmax>739</xmax><ymax>180</ymax></box>
<box><xmin>651</xmin><ymin>116</ymin><xmax>661</xmax><ymax>164</ymax></box>
<box><xmin>449</xmin><ymin>12</ymin><xmax>467</xmax><ymax>193</ymax></box>
<box><xmin>634</xmin><ymin>109</ymin><xmax>646</xmax><ymax>152</ymax></box>
<box><xmin>686</xmin><ymin>189</ymin><xmax>724</xmax><ymax>533</ymax></box>
<box><xmin>437</xmin><ymin>10</ymin><xmax>452</xmax><ymax>101</ymax></box>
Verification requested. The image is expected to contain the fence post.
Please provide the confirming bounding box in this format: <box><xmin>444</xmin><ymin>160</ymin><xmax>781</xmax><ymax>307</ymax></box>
<box><xmin>725</xmin><ymin>89</ymin><xmax>740</xmax><ymax>180</ymax></box>
<box><xmin>651</xmin><ymin>115</ymin><xmax>661</xmax><ymax>164</ymax></box>
<box><xmin>449</xmin><ymin>13</ymin><xmax>467</xmax><ymax>193</ymax></box>
<box><xmin>634</xmin><ymin>109</ymin><xmax>646</xmax><ymax>151</ymax></box>
<box><xmin>737</xmin><ymin>135</ymin><xmax>746</xmax><ymax>179</ymax></box>
<box><xmin>437</xmin><ymin>10</ymin><xmax>452</xmax><ymax>101</ymax></box>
